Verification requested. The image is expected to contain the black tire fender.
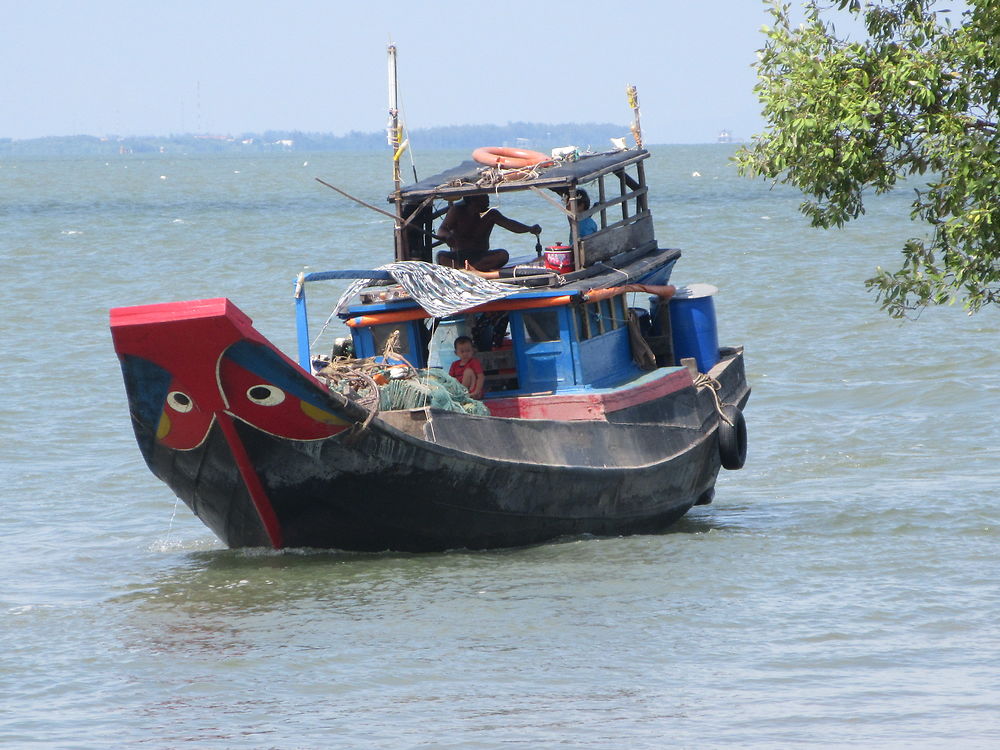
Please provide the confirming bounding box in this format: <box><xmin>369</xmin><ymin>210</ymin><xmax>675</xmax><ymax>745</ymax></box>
<box><xmin>718</xmin><ymin>404</ymin><xmax>747</xmax><ymax>470</ymax></box>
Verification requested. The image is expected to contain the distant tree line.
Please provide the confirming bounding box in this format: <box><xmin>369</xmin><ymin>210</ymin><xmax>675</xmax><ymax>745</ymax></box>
<box><xmin>0</xmin><ymin>122</ymin><xmax>629</xmax><ymax>157</ymax></box>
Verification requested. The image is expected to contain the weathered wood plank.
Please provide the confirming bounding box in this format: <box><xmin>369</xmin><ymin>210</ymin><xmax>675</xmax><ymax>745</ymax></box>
<box><xmin>580</xmin><ymin>187</ymin><xmax>647</xmax><ymax>220</ymax></box>
<box><xmin>580</xmin><ymin>214</ymin><xmax>655</xmax><ymax>265</ymax></box>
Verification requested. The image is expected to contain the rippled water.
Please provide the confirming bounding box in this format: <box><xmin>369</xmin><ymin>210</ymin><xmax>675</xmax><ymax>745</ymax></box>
<box><xmin>1</xmin><ymin>146</ymin><xmax>998</xmax><ymax>748</ymax></box>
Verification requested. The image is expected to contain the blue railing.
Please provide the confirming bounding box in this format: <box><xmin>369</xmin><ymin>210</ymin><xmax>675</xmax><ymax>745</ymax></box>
<box><xmin>293</xmin><ymin>270</ymin><xmax>394</xmax><ymax>369</ymax></box>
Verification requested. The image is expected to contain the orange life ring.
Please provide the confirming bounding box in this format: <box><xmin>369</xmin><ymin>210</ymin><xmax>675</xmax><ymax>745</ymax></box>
<box><xmin>472</xmin><ymin>146</ymin><xmax>551</xmax><ymax>169</ymax></box>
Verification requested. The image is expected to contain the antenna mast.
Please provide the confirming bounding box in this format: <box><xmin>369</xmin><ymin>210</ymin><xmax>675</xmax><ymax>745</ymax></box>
<box><xmin>387</xmin><ymin>44</ymin><xmax>408</xmax><ymax>261</ymax></box>
<box><xmin>388</xmin><ymin>44</ymin><xmax>402</xmax><ymax>192</ymax></box>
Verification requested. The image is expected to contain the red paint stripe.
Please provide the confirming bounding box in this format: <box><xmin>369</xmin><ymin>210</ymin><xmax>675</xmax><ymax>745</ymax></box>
<box><xmin>600</xmin><ymin>367</ymin><xmax>693</xmax><ymax>412</ymax></box>
<box><xmin>486</xmin><ymin>367</ymin><xmax>693</xmax><ymax>420</ymax></box>
<box><xmin>217</xmin><ymin>413</ymin><xmax>284</xmax><ymax>549</ymax></box>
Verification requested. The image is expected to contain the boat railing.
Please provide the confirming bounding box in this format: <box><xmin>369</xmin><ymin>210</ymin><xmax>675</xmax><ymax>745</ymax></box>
<box><xmin>294</xmin><ymin>269</ymin><xmax>396</xmax><ymax>369</ymax></box>
<box><xmin>294</xmin><ymin>268</ymin><xmax>587</xmax><ymax>371</ymax></box>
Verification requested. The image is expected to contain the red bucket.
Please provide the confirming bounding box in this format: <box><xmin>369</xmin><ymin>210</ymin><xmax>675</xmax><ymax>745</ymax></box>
<box><xmin>543</xmin><ymin>245</ymin><xmax>574</xmax><ymax>274</ymax></box>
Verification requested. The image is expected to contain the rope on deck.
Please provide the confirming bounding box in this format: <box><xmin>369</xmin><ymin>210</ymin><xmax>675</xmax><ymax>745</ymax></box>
<box><xmin>315</xmin><ymin>329</ymin><xmax>489</xmax><ymax>428</ymax></box>
<box><xmin>693</xmin><ymin>372</ymin><xmax>735</xmax><ymax>426</ymax></box>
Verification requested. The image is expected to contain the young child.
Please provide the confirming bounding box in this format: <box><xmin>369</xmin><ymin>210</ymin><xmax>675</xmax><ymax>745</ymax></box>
<box><xmin>448</xmin><ymin>336</ymin><xmax>485</xmax><ymax>399</ymax></box>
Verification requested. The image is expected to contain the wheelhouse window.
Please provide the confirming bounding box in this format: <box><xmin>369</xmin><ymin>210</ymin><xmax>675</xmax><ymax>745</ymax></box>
<box><xmin>575</xmin><ymin>295</ymin><xmax>628</xmax><ymax>341</ymax></box>
<box><xmin>370</xmin><ymin>323</ymin><xmax>412</xmax><ymax>356</ymax></box>
<box><xmin>521</xmin><ymin>309</ymin><xmax>561</xmax><ymax>343</ymax></box>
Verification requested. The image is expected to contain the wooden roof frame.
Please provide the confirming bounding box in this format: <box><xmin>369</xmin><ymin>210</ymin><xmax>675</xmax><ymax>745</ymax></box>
<box><xmin>392</xmin><ymin>149</ymin><xmax>652</xmax><ymax>265</ymax></box>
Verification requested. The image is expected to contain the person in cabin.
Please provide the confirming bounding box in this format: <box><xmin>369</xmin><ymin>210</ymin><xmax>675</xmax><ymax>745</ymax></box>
<box><xmin>436</xmin><ymin>194</ymin><xmax>541</xmax><ymax>271</ymax></box>
<box><xmin>567</xmin><ymin>189</ymin><xmax>598</xmax><ymax>243</ymax></box>
<box><xmin>449</xmin><ymin>336</ymin><xmax>485</xmax><ymax>400</ymax></box>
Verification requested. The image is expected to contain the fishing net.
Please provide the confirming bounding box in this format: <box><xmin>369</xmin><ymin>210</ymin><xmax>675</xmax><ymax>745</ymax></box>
<box><xmin>378</xmin><ymin>368</ymin><xmax>489</xmax><ymax>416</ymax></box>
<box><xmin>315</xmin><ymin>358</ymin><xmax>489</xmax><ymax>417</ymax></box>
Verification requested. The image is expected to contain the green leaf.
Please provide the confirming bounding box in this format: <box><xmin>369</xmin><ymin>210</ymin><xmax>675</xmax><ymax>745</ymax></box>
<box><xmin>741</xmin><ymin>0</ymin><xmax>1000</xmax><ymax>317</ymax></box>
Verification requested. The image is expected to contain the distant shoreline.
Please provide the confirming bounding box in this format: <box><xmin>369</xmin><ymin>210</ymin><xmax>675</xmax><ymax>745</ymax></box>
<box><xmin>0</xmin><ymin>123</ymin><xmax>737</xmax><ymax>156</ymax></box>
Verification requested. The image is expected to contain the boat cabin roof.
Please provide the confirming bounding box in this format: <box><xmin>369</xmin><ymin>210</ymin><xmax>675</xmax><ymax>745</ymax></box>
<box><xmin>396</xmin><ymin>148</ymin><xmax>649</xmax><ymax>201</ymax></box>
<box><xmin>392</xmin><ymin>147</ymin><xmax>654</xmax><ymax>269</ymax></box>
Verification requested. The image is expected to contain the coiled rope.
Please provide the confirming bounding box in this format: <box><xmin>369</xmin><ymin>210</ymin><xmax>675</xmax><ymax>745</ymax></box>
<box><xmin>693</xmin><ymin>372</ymin><xmax>735</xmax><ymax>426</ymax></box>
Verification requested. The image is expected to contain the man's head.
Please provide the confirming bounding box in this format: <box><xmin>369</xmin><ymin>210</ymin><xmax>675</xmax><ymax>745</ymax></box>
<box><xmin>464</xmin><ymin>194</ymin><xmax>489</xmax><ymax>211</ymax></box>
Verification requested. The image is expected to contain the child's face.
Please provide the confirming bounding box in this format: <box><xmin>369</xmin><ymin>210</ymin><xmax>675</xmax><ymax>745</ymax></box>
<box><xmin>455</xmin><ymin>341</ymin><xmax>474</xmax><ymax>361</ymax></box>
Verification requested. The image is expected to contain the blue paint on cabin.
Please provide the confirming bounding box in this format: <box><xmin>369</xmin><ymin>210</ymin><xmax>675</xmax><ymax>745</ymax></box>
<box><xmin>295</xmin><ymin>271</ymin><xmax>647</xmax><ymax>396</ymax></box>
<box><xmin>507</xmin><ymin>307</ymin><xmax>576</xmax><ymax>393</ymax></box>
<box><xmin>504</xmin><ymin>302</ymin><xmax>640</xmax><ymax>393</ymax></box>
<box><xmin>578</xmin><ymin>327</ymin><xmax>636</xmax><ymax>386</ymax></box>
<box><xmin>341</xmin><ymin>298</ymin><xmax>642</xmax><ymax>396</ymax></box>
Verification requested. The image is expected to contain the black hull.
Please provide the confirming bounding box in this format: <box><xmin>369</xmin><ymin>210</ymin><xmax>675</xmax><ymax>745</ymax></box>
<box><xmin>137</xmin><ymin>352</ymin><xmax>750</xmax><ymax>552</ymax></box>
<box><xmin>111</xmin><ymin>147</ymin><xmax>753</xmax><ymax>553</ymax></box>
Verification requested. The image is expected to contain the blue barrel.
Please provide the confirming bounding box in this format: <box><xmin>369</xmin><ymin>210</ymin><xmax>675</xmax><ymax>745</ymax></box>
<box><xmin>669</xmin><ymin>284</ymin><xmax>719</xmax><ymax>373</ymax></box>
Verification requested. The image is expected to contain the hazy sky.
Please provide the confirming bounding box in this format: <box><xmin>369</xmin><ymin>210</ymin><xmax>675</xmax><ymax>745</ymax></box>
<box><xmin>3</xmin><ymin>0</ymin><xmax>781</xmax><ymax>144</ymax></box>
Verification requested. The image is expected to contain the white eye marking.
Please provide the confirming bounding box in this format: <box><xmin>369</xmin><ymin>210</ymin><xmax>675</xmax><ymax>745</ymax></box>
<box><xmin>246</xmin><ymin>385</ymin><xmax>286</xmax><ymax>406</ymax></box>
<box><xmin>166</xmin><ymin>391</ymin><xmax>194</xmax><ymax>413</ymax></box>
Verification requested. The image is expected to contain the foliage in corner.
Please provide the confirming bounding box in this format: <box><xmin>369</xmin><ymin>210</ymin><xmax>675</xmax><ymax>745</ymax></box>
<box><xmin>736</xmin><ymin>0</ymin><xmax>1000</xmax><ymax>317</ymax></box>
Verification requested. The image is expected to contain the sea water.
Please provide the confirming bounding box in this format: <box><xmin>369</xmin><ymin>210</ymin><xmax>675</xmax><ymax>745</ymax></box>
<box><xmin>1</xmin><ymin>146</ymin><xmax>998</xmax><ymax>748</ymax></box>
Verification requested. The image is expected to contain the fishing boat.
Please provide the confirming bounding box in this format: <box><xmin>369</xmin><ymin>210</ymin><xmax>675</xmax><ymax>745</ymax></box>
<box><xmin>110</xmin><ymin>55</ymin><xmax>749</xmax><ymax>552</ymax></box>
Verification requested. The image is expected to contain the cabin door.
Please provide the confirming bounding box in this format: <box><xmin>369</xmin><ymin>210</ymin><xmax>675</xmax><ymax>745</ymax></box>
<box><xmin>511</xmin><ymin>308</ymin><xmax>575</xmax><ymax>392</ymax></box>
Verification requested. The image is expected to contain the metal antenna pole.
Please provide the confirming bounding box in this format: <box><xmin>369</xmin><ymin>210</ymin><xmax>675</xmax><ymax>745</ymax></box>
<box><xmin>388</xmin><ymin>44</ymin><xmax>401</xmax><ymax>193</ymax></box>
<box><xmin>387</xmin><ymin>44</ymin><xmax>406</xmax><ymax>260</ymax></box>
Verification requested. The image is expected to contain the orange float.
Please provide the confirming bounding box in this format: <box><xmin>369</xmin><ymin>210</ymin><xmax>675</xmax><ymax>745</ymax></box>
<box><xmin>472</xmin><ymin>146</ymin><xmax>552</xmax><ymax>169</ymax></box>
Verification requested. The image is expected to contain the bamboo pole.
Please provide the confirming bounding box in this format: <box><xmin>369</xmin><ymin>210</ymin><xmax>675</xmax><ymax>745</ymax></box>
<box><xmin>626</xmin><ymin>85</ymin><xmax>643</xmax><ymax>149</ymax></box>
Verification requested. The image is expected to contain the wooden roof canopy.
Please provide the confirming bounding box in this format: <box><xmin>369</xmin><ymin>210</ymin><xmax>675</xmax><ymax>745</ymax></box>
<box><xmin>392</xmin><ymin>148</ymin><xmax>654</xmax><ymax>268</ymax></box>
<box><xmin>395</xmin><ymin>148</ymin><xmax>649</xmax><ymax>200</ymax></box>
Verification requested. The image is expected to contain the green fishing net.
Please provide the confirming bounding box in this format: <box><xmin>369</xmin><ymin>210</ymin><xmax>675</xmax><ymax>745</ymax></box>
<box><xmin>378</xmin><ymin>368</ymin><xmax>490</xmax><ymax>416</ymax></box>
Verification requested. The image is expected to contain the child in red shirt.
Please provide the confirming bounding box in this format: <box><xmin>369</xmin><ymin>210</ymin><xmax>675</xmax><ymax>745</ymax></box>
<box><xmin>448</xmin><ymin>336</ymin><xmax>485</xmax><ymax>399</ymax></box>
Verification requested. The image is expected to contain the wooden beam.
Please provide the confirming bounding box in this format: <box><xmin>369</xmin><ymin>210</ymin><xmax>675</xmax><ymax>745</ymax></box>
<box><xmin>571</xmin><ymin>151</ymin><xmax>649</xmax><ymax>183</ymax></box>
<box><xmin>635</xmin><ymin>160</ymin><xmax>648</xmax><ymax>213</ymax></box>
<box><xmin>598</xmin><ymin>176</ymin><xmax>607</xmax><ymax>230</ymax></box>
<box><xmin>528</xmin><ymin>185</ymin><xmax>574</xmax><ymax>218</ymax></box>
<box><xmin>619</xmin><ymin>172</ymin><xmax>628</xmax><ymax>221</ymax></box>
<box><xmin>400</xmin><ymin>194</ymin><xmax>436</xmax><ymax>229</ymax></box>
<box><xmin>581</xmin><ymin>187</ymin><xmax>647</xmax><ymax>219</ymax></box>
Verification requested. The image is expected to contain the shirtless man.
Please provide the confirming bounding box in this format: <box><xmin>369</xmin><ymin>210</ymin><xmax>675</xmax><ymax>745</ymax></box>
<box><xmin>436</xmin><ymin>194</ymin><xmax>541</xmax><ymax>271</ymax></box>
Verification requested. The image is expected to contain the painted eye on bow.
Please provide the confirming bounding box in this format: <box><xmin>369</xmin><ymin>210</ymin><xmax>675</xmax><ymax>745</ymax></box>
<box><xmin>246</xmin><ymin>385</ymin><xmax>286</xmax><ymax>406</ymax></box>
<box><xmin>166</xmin><ymin>391</ymin><xmax>195</xmax><ymax>413</ymax></box>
